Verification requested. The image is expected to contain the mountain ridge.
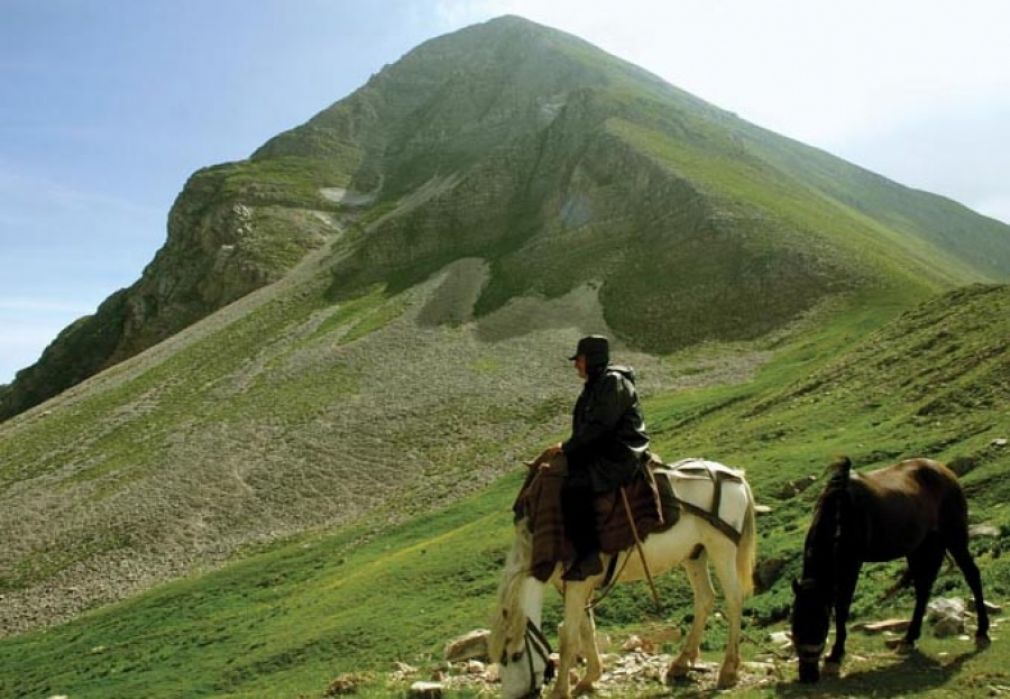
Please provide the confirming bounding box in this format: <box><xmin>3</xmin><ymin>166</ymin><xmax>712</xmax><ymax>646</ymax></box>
<box><xmin>3</xmin><ymin>15</ymin><xmax>1010</xmax><ymax>421</ymax></box>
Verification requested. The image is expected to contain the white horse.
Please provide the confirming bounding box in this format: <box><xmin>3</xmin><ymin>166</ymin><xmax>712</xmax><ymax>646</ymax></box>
<box><xmin>489</xmin><ymin>459</ymin><xmax>757</xmax><ymax>699</ymax></box>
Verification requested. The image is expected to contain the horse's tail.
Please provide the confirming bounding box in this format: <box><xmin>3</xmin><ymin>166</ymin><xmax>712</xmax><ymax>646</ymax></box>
<box><xmin>489</xmin><ymin>519</ymin><xmax>533</xmax><ymax>663</ymax></box>
<box><xmin>937</xmin><ymin>461</ymin><xmax>972</xmax><ymax>545</ymax></box>
<box><xmin>736</xmin><ymin>478</ymin><xmax>758</xmax><ymax>599</ymax></box>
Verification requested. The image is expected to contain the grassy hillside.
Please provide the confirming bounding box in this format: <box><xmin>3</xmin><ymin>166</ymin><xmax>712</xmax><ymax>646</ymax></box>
<box><xmin>3</xmin><ymin>284</ymin><xmax>1008</xmax><ymax>698</ymax></box>
<box><xmin>1</xmin><ymin>234</ymin><xmax>701</xmax><ymax>636</ymax></box>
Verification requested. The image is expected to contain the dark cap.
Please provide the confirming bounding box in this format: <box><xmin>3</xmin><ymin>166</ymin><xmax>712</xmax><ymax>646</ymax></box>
<box><xmin>568</xmin><ymin>335</ymin><xmax>609</xmax><ymax>365</ymax></box>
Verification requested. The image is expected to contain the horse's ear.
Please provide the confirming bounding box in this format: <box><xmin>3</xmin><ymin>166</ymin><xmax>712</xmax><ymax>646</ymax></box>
<box><xmin>828</xmin><ymin>455</ymin><xmax>853</xmax><ymax>478</ymax></box>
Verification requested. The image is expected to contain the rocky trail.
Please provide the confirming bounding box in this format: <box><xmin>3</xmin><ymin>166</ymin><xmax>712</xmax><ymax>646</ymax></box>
<box><xmin>315</xmin><ymin>595</ymin><xmax>1006</xmax><ymax>698</ymax></box>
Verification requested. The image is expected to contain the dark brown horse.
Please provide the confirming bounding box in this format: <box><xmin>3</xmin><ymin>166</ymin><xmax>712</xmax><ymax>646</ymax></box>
<box><xmin>791</xmin><ymin>456</ymin><xmax>990</xmax><ymax>682</ymax></box>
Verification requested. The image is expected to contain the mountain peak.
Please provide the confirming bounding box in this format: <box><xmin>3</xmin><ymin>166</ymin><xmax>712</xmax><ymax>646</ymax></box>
<box><xmin>3</xmin><ymin>17</ymin><xmax>1010</xmax><ymax>424</ymax></box>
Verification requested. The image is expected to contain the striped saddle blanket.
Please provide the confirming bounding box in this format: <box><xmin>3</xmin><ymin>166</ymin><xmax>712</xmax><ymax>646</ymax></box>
<box><xmin>512</xmin><ymin>453</ymin><xmax>672</xmax><ymax>582</ymax></box>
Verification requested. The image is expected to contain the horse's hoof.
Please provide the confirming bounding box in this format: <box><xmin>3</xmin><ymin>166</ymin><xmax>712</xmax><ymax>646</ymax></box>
<box><xmin>666</xmin><ymin>664</ymin><xmax>690</xmax><ymax>683</ymax></box>
<box><xmin>716</xmin><ymin>669</ymin><xmax>738</xmax><ymax>689</ymax></box>
<box><xmin>572</xmin><ymin>680</ymin><xmax>595</xmax><ymax>696</ymax></box>
<box><xmin>976</xmin><ymin>634</ymin><xmax>992</xmax><ymax>650</ymax></box>
<box><xmin>797</xmin><ymin>663</ymin><xmax>820</xmax><ymax>684</ymax></box>
<box><xmin>822</xmin><ymin>660</ymin><xmax>841</xmax><ymax>677</ymax></box>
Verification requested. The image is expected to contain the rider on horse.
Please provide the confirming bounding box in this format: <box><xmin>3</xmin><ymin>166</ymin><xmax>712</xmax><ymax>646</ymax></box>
<box><xmin>544</xmin><ymin>335</ymin><xmax>651</xmax><ymax>580</ymax></box>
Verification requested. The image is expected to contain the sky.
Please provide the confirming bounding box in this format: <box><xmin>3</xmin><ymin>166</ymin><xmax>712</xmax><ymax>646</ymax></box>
<box><xmin>1</xmin><ymin>0</ymin><xmax>1008</xmax><ymax>383</ymax></box>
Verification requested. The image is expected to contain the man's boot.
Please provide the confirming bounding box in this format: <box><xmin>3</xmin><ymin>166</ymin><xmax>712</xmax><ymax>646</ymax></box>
<box><xmin>563</xmin><ymin>551</ymin><xmax>603</xmax><ymax>581</ymax></box>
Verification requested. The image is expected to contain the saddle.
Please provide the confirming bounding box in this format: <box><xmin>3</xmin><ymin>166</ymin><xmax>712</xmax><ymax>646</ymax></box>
<box><xmin>513</xmin><ymin>455</ymin><xmax>744</xmax><ymax>582</ymax></box>
<box><xmin>513</xmin><ymin>453</ymin><xmax>665</xmax><ymax>582</ymax></box>
<box><xmin>654</xmin><ymin>458</ymin><xmax>746</xmax><ymax>544</ymax></box>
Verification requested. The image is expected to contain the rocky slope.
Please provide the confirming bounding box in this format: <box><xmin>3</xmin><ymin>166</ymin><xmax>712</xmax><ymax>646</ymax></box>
<box><xmin>0</xmin><ymin>173</ymin><xmax>337</xmax><ymax>420</ymax></box>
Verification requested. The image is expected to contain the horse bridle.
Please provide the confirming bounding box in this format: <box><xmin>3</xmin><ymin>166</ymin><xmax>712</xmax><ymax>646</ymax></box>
<box><xmin>502</xmin><ymin>618</ymin><xmax>555</xmax><ymax>698</ymax></box>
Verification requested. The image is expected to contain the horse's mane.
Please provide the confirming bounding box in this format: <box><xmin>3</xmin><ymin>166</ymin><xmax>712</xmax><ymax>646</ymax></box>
<box><xmin>488</xmin><ymin>518</ymin><xmax>534</xmax><ymax>663</ymax></box>
<box><xmin>802</xmin><ymin>457</ymin><xmax>853</xmax><ymax>584</ymax></box>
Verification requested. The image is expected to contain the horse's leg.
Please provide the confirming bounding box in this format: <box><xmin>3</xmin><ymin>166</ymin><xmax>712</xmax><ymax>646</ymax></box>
<box><xmin>709</xmin><ymin>538</ymin><xmax>745</xmax><ymax>689</ymax></box>
<box><xmin>823</xmin><ymin>558</ymin><xmax>862</xmax><ymax>675</ymax></box>
<box><xmin>901</xmin><ymin>534</ymin><xmax>945</xmax><ymax>649</ymax></box>
<box><xmin>572</xmin><ymin>607</ymin><xmax>602</xmax><ymax>696</ymax></box>
<box><xmin>552</xmin><ymin>580</ymin><xmax>594</xmax><ymax>699</ymax></box>
<box><xmin>667</xmin><ymin>550</ymin><xmax>715</xmax><ymax>683</ymax></box>
<box><xmin>946</xmin><ymin>532</ymin><xmax>991</xmax><ymax>646</ymax></box>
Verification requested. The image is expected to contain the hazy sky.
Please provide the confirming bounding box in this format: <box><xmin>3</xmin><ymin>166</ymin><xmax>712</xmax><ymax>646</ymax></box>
<box><xmin>1</xmin><ymin>0</ymin><xmax>1008</xmax><ymax>383</ymax></box>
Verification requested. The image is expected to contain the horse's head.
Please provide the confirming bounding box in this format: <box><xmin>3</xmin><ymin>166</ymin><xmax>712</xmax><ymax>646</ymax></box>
<box><xmin>790</xmin><ymin>577</ymin><xmax>831</xmax><ymax>683</ymax></box>
<box><xmin>496</xmin><ymin>617</ymin><xmax>552</xmax><ymax>698</ymax></box>
<box><xmin>490</xmin><ymin>519</ymin><xmax>552</xmax><ymax>697</ymax></box>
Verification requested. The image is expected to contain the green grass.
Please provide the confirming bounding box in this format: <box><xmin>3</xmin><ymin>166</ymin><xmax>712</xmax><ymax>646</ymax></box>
<box><xmin>605</xmin><ymin>117</ymin><xmax>969</xmax><ymax>293</ymax></box>
<box><xmin>341</xmin><ymin>294</ymin><xmax>410</xmax><ymax>344</ymax></box>
<box><xmin>0</xmin><ymin>474</ymin><xmax>523</xmax><ymax>699</ymax></box>
<box><xmin>4</xmin><ymin>285</ymin><xmax>1009</xmax><ymax>697</ymax></box>
<box><xmin>197</xmin><ymin>155</ymin><xmax>358</xmax><ymax>210</ymax></box>
<box><xmin>644</xmin><ymin>285</ymin><xmax>1010</xmax><ymax>627</ymax></box>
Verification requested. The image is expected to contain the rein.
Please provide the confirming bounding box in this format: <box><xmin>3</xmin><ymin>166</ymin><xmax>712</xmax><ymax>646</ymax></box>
<box><xmin>586</xmin><ymin>550</ymin><xmax>634</xmax><ymax>610</ymax></box>
<box><xmin>505</xmin><ymin>618</ymin><xmax>554</xmax><ymax>698</ymax></box>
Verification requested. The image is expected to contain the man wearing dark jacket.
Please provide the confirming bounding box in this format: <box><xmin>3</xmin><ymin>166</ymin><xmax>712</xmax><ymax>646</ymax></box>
<box><xmin>545</xmin><ymin>335</ymin><xmax>650</xmax><ymax>580</ymax></box>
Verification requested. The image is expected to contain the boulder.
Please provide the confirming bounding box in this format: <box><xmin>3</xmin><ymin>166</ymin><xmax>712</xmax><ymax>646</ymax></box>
<box><xmin>621</xmin><ymin>634</ymin><xmax>642</xmax><ymax>651</ymax></box>
<box><xmin>620</xmin><ymin>634</ymin><xmax>656</xmax><ymax>652</ymax></box>
<box><xmin>860</xmin><ymin>618</ymin><xmax>911</xmax><ymax>634</ymax></box>
<box><xmin>390</xmin><ymin>661</ymin><xmax>419</xmax><ymax>682</ymax></box>
<box><xmin>407</xmin><ymin>681</ymin><xmax>443</xmax><ymax>699</ymax></box>
<box><xmin>927</xmin><ymin>597</ymin><xmax>966</xmax><ymax>638</ymax></box>
<box><xmin>324</xmin><ymin>672</ymin><xmax>371</xmax><ymax>696</ymax></box>
<box><xmin>743</xmin><ymin>660</ymin><xmax>779</xmax><ymax>676</ymax></box>
<box><xmin>777</xmin><ymin>475</ymin><xmax>817</xmax><ymax>499</ymax></box>
<box><xmin>969</xmin><ymin>524</ymin><xmax>1002</xmax><ymax>539</ymax></box>
<box><xmin>768</xmin><ymin>630</ymin><xmax>793</xmax><ymax>647</ymax></box>
<box><xmin>444</xmin><ymin>628</ymin><xmax>490</xmax><ymax>662</ymax></box>
<box><xmin>967</xmin><ymin>598</ymin><xmax>1002</xmax><ymax>614</ymax></box>
<box><xmin>753</xmin><ymin>557</ymin><xmax>786</xmax><ymax>593</ymax></box>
